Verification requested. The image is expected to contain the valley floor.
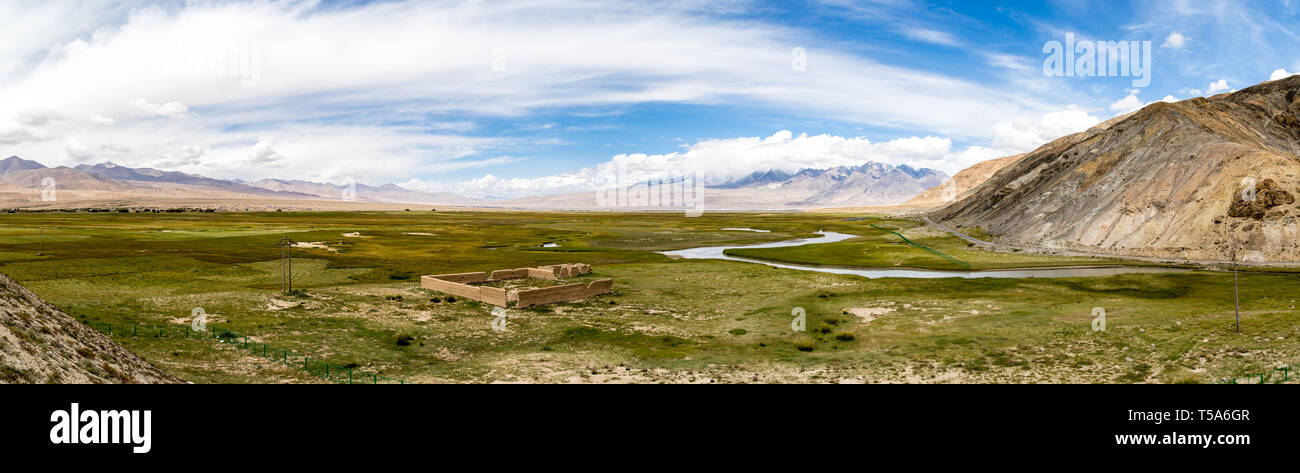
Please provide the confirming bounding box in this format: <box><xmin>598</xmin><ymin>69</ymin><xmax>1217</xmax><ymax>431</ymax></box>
<box><xmin>1</xmin><ymin>210</ymin><xmax>1297</xmax><ymax>383</ymax></box>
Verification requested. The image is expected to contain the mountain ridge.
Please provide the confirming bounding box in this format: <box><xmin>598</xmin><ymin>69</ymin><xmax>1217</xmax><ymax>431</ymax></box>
<box><xmin>932</xmin><ymin>74</ymin><xmax>1300</xmax><ymax>262</ymax></box>
<box><xmin>0</xmin><ymin>157</ymin><xmax>948</xmax><ymax>209</ymax></box>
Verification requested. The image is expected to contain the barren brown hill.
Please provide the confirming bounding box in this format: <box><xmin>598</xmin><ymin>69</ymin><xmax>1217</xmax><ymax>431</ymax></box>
<box><xmin>932</xmin><ymin>75</ymin><xmax>1300</xmax><ymax>262</ymax></box>
<box><xmin>907</xmin><ymin>154</ymin><xmax>1023</xmax><ymax>208</ymax></box>
<box><xmin>0</xmin><ymin>273</ymin><xmax>179</xmax><ymax>384</ymax></box>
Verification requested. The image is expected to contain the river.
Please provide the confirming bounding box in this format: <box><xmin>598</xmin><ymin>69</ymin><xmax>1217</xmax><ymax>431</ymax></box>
<box><xmin>661</xmin><ymin>231</ymin><xmax>1188</xmax><ymax>279</ymax></box>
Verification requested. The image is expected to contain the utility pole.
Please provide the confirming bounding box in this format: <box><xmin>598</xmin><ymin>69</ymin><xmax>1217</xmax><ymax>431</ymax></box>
<box><xmin>1232</xmin><ymin>250</ymin><xmax>1240</xmax><ymax>334</ymax></box>
<box><xmin>279</xmin><ymin>237</ymin><xmax>296</xmax><ymax>294</ymax></box>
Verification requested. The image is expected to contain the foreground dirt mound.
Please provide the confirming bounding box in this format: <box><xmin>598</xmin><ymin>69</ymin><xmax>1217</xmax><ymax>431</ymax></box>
<box><xmin>933</xmin><ymin>75</ymin><xmax>1300</xmax><ymax>262</ymax></box>
<box><xmin>0</xmin><ymin>273</ymin><xmax>179</xmax><ymax>384</ymax></box>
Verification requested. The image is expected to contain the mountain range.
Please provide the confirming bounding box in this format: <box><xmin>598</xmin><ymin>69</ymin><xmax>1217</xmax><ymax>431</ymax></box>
<box><xmin>0</xmin><ymin>155</ymin><xmax>948</xmax><ymax>210</ymax></box>
<box><xmin>496</xmin><ymin>162</ymin><xmax>948</xmax><ymax>210</ymax></box>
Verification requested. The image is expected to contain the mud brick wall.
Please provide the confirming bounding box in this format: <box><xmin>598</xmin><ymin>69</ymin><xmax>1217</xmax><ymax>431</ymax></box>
<box><xmin>490</xmin><ymin>268</ymin><xmax>530</xmax><ymax>280</ymax></box>
<box><xmin>536</xmin><ymin>263</ymin><xmax>592</xmax><ymax>279</ymax></box>
<box><xmin>516</xmin><ymin>278</ymin><xmax>613</xmax><ymax>308</ymax></box>
<box><xmin>421</xmin><ymin>276</ymin><xmax>486</xmax><ymax>301</ymax></box>
<box><xmin>422</xmin><ymin>263</ymin><xmax>603</xmax><ymax>308</ymax></box>
<box><xmin>526</xmin><ymin>268</ymin><xmax>558</xmax><ymax>280</ymax></box>
<box><xmin>432</xmin><ymin>272</ymin><xmax>490</xmax><ymax>284</ymax></box>
<box><xmin>478</xmin><ymin>286</ymin><xmax>508</xmax><ymax>307</ymax></box>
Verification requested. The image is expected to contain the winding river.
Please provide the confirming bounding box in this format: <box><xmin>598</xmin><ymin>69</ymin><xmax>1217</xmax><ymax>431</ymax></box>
<box><xmin>661</xmin><ymin>231</ymin><xmax>1189</xmax><ymax>279</ymax></box>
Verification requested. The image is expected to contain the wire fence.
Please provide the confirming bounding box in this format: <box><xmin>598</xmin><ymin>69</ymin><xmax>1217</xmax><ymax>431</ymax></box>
<box><xmin>869</xmin><ymin>224</ymin><xmax>971</xmax><ymax>269</ymax></box>
<box><xmin>1215</xmin><ymin>363</ymin><xmax>1298</xmax><ymax>384</ymax></box>
<box><xmin>88</xmin><ymin>321</ymin><xmax>406</xmax><ymax>384</ymax></box>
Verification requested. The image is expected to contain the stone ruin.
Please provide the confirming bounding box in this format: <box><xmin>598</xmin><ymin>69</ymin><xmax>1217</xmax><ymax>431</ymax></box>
<box><xmin>420</xmin><ymin>263</ymin><xmax>612</xmax><ymax>308</ymax></box>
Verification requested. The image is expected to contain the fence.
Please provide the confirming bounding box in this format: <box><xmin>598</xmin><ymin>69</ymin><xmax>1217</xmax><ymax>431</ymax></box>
<box><xmin>869</xmin><ymin>224</ymin><xmax>971</xmax><ymax>269</ymax></box>
<box><xmin>88</xmin><ymin>321</ymin><xmax>406</xmax><ymax>384</ymax></box>
<box><xmin>1215</xmin><ymin>363</ymin><xmax>1298</xmax><ymax>384</ymax></box>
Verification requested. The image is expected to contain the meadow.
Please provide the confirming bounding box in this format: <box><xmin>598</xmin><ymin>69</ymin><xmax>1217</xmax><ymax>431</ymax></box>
<box><xmin>1</xmin><ymin>210</ymin><xmax>1297</xmax><ymax>383</ymax></box>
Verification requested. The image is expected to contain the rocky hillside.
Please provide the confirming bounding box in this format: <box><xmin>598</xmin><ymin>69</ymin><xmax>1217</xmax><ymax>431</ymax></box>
<box><xmin>933</xmin><ymin>75</ymin><xmax>1300</xmax><ymax>262</ymax></box>
<box><xmin>0</xmin><ymin>273</ymin><xmax>179</xmax><ymax>384</ymax></box>
<box><xmin>906</xmin><ymin>154</ymin><xmax>1023</xmax><ymax>208</ymax></box>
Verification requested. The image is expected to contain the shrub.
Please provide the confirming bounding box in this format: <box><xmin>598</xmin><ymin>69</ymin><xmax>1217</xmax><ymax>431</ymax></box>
<box><xmin>430</xmin><ymin>297</ymin><xmax>443</xmax><ymax>303</ymax></box>
<box><xmin>833</xmin><ymin>331</ymin><xmax>855</xmax><ymax>342</ymax></box>
<box><xmin>395</xmin><ymin>333</ymin><xmax>415</xmax><ymax>346</ymax></box>
<box><xmin>795</xmin><ymin>341</ymin><xmax>815</xmax><ymax>352</ymax></box>
<box><xmin>445</xmin><ymin>296</ymin><xmax>457</xmax><ymax>302</ymax></box>
<box><xmin>728</xmin><ymin>328</ymin><xmax>747</xmax><ymax>336</ymax></box>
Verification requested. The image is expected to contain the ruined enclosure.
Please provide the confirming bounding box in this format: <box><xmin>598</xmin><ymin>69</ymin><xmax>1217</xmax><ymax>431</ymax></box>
<box><xmin>421</xmin><ymin>263</ymin><xmax>613</xmax><ymax>308</ymax></box>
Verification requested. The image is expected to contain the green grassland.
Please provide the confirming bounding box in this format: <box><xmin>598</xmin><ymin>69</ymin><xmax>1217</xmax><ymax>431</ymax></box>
<box><xmin>1</xmin><ymin>210</ymin><xmax>1297</xmax><ymax>384</ymax></box>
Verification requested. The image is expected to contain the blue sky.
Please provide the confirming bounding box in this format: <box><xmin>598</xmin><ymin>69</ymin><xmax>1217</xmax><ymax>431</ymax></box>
<box><xmin>0</xmin><ymin>0</ymin><xmax>1297</xmax><ymax>197</ymax></box>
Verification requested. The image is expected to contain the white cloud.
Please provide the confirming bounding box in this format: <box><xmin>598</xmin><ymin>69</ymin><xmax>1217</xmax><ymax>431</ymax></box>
<box><xmin>1109</xmin><ymin>90</ymin><xmax>1144</xmax><ymax>114</ymax></box>
<box><xmin>0</xmin><ymin>0</ymin><xmax>1069</xmax><ymax>188</ymax></box>
<box><xmin>405</xmin><ymin>130</ymin><xmax>960</xmax><ymax>197</ymax></box>
<box><xmin>991</xmin><ymin>106</ymin><xmax>1102</xmax><ymax>152</ymax></box>
<box><xmin>415</xmin><ymin>108</ymin><xmax>1106</xmax><ymax>199</ymax></box>
<box><xmin>903</xmin><ymin>28</ymin><xmax>961</xmax><ymax>47</ymax></box>
<box><xmin>1107</xmin><ymin>91</ymin><xmax>1181</xmax><ymax>116</ymax></box>
<box><xmin>130</xmin><ymin>99</ymin><xmax>189</xmax><ymax>118</ymax></box>
<box><xmin>1161</xmin><ymin>32</ymin><xmax>1187</xmax><ymax>48</ymax></box>
<box><xmin>1207</xmin><ymin>79</ymin><xmax>1232</xmax><ymax>94</ymax></box>
<box><xmin>246</xmin><ymin>140</ymin><xmax>285</xmax><ymax>165</ymax></box>
<box><xmin>983</xmin><ymin>53</ymin><xmax>1033</xmax><ymax>72</ymax></box>
<box><xmin>65</xmin><ymin>137</ymin><xmax>91</xmax><ymax>161</ymax></box>
<box><xmin>1270</xmin><ymin>68</ymin><xmax>1294</xmax><ymax>81</ymax></box>
<box><xmin>154</xmin><ymin>145</ymin><xmax>205</xmax><ymax>168</ymax></box>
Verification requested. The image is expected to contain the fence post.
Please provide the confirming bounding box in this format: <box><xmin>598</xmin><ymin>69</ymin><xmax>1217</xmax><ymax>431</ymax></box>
<box><xmin>133</xmin><ymin>324</ymin><xmax>137</xmax><ymax>337</ymax></box>
<box><xmin>348</xmin><ymin>368</ymin><xmax>353</xmax><ymax>385</ymax></box>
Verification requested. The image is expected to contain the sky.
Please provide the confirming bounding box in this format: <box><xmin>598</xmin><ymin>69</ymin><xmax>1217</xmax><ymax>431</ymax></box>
<box><xmin>0</xmin><ymin>0</ymin><xmax>1297</xmax><ymax>198</ymax></box>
